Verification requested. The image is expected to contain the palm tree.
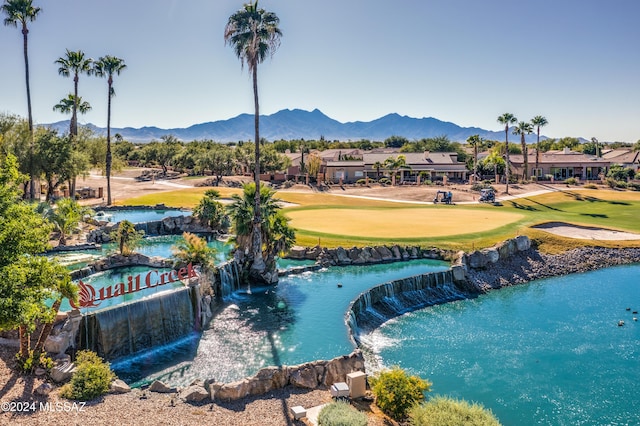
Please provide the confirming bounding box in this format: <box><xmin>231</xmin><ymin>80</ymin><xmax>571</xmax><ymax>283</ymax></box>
<box><xmin>373</xmin><ymin>161</ymin><xmax>383</xmax><ymax>179</ymax></box>
<box><xmin>227</xmin><ymin>183</ymin><xmax>294</xmax><ymax>275</ymax></box>
<box><xmin>530</xmin><ymin>115</ymin><xmax>548</xmax><ymax>176</ymax></box>
<box><xmin>497</xmin><ymin>113</ymin><xmax>518</xmax><ymax>194</ymax></box>
<box><xmin>466</xmin><ymin>134</ymin><xmax>483</xmax><ymax>181</ymax></box>
<box><xmin>55</xmin><ymin>49</ymin><xmax>92</xmax><ymax>138</ymax></box>
<box><xmin>224</xmin><ymin>1</ymin><xmax>282</xmax><ymax>279</ymax></box>
<box><xmin>40</xmin><ymin>197</ymin><xmax>93</xmax><ymax>245</ymax></box>
<box><xmin>93</xmin><ymin>55</ymin><xmax>126</xmax><ymax>206</ymax></box>
<box><xmin>513</xmin><ymin>121</ymin><xmax>534</xmax><ymax>180</ymax></box>
<box><xmin>2</xmin><ymin>0</ymin><xmax>41</xmax><ymax>200</ymax></box>
<box><xmin>53</xmin><ymin>94</ymin><xmax>92</xmax><ymax>134</ymax></box>
<box><xmin>383</xmin><ymin>155</ymin><xmax>409</xmax><ymax>185</ymax></box>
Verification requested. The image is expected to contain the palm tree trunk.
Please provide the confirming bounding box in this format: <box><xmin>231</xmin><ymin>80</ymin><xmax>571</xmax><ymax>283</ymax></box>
<box><xmin>23</xmin><ymin>24</ymin><xmax>36</xmax><ymax>201</ymax></box>
<box><xmin>251</xmin><ymin>64</ymin><xmax>265</xmax><ymax>274</ymax></box>
<box><xmin>19</xmin><ymin>324</ymin><xmax>30</xmax><ymax>360</ymax></box>
<box><xmin>535</xmin><ymin>129</ymin><xmax>540</xmax><ymax>176</ymax></box>
<box><xmin>106</xmin><ymin>78</ymin><xmax>113</xmax><ymax>205</ymax></box>
<box><xmin>33</xmin><ymin>299</ymin><xmax>62</xmax><ymax>357</ymax></box>
<box><xmin>505</xmin><ymin>128</ymin><xmax>510</xmax><ymax>195</ymax></box>
<box><xmin>521</xmin><ymin>134</ymin><xmax>528</xmax><ymax>180</ymax></box>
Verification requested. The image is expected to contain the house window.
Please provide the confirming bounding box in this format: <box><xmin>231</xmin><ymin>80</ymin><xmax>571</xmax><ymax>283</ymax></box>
<box><xmin>354</xmin><ymin>171</ymin><xmax>364</xmax><ymax>178</ymax></box>
<box><xmin>335</xmin><ymin>170</ymin><xmax>345</xmax><ymax>179</ymax></box>
<box><xmin>531</xmin><ymin>168</ymin><xmax>542</xmax><ymax>178</ymax></box>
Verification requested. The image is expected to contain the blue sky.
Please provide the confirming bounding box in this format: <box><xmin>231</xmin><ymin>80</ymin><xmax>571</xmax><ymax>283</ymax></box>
<box><xmin>1</xmin><ymin>0</ymin><xmax>639</xmax><ymax>142</ymax></box>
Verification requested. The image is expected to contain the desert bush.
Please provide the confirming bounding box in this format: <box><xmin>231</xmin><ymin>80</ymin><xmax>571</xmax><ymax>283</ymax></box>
<box><xmin>409</xmin><ymin>396</ymin><xmax>502</xmax><ymax>426</ymax></box>
<box><xmin>471</xmin><ymin>183</ymin><xmax>494</xmax><ymax>192</ymax></box>
<box><xmin>583</xmin><ymin>183</ymin><xmax>598</xmax><ymax>189</ymax></box>
<box><xmin>318</xmin><ymin>400</ymin><xmax>367</xmax><ymax>426</ymax></box>
<box><xmin>628</xmin><ymin>182</ymin><xmax>640</xmax><ymax>191</ymax></box>
<box><xmin>564</xmin><ymin>177</ymin><xmax>578</xmax><ymax>185</ymax></box>
<box><xmin>378</xmin><ymin>177</ymin><xmax>391</xmax><ymax>185</ymax></box>
<box><xmin>15</xmin><ymin>350</ymin><xmax>53</xmax><ymax>374</ymax></box>
<box><xmin>355</xmin><ymin>179</ymin><xmax>368</xmax><ymax>186</ymax></box>
<box><xmin>369</xmin><ymin>366</ymin><xmax>431</xmax><ymax>420</ymax></box>
<box><xmin>60</xmin><ymin>350</ymin><xmax>115</xmax><ymax>401</ymax></box>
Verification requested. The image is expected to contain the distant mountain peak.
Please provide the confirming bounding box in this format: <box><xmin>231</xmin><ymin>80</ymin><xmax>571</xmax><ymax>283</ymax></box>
<box><xmin>46</xmin><ymin>108</ymin><xmax>541</xmax><ymax>143</ymax></box>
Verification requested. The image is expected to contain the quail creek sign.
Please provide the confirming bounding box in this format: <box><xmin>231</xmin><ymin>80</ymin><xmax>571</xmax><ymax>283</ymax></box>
<box><xmin>70</xmin><ymin>263</ymin><xmax>197</xmax><ymax>309</ymax></box>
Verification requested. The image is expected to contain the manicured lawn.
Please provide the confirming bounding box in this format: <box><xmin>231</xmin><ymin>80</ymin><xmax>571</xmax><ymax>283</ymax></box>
<box><xmin>120</xmin><ymin>187</ymin><xmax>640</xmax><ymax>252</ymax></box>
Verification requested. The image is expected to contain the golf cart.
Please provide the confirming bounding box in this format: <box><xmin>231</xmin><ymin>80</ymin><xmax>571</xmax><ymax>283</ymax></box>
<box><xmin>434</xmin><ymin>190</ymin><xmax>453</xmax><ymax>204</ymax></box>
<box><xmin>479</xmin><ymin>188</ymin><xmax>495</xmax><ymax>203</ymax></box>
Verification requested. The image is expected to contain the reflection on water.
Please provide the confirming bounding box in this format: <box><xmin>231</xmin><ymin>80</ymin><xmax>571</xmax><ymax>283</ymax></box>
<box><xmin>111</xmin><ymin>259</ymin><xmax>449</xmax><ymax>387</ymax></box>
<box><xmin>367</xmin><ymin>264</ymin><xmax>640</xmax><ymax>425</ymax></box>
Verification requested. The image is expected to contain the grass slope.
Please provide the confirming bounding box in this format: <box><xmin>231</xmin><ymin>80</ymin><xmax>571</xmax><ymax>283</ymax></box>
<box><xmin>120</xmin><ymin>187</ymin><xmax>640</xmax><ymax>252</ymax></box>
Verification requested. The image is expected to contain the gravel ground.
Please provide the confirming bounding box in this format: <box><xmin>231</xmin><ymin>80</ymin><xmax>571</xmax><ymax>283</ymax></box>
<box><xmin>0</xmin><ymin>344</ymin><xmax>389</xmax><ymax>426</ymax></box>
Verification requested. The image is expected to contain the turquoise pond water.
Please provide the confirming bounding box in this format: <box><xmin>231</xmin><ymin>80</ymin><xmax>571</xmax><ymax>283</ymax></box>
<box><xmin>110</xmin><ymin>259</ymin><xmax>449</xmax><ymax>387</ymax></box>
<box><xmin>364</xmin><ymin>264</ymin><xmax>640</xmax><ymax>426</ymax></box>
<box><xmin>96</xmin><ymin>209</ymin><xmax>190</xmax><ymax>224</ymax></box>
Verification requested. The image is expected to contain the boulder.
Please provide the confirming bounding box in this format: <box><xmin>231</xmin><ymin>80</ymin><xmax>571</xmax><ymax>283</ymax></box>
<box><xmin>289</xmin><ymin>363</ymin><xmax>320</xmax><ymax>389</ymax></box>
<box><xmin>180</xmin><ymin>385</ymin><xmax>209</xmax><ymax>403</ymax></box>
<box><xmin>287</xmin><ymin>246</ymin><xmax>307</xmax><ymax>260</ymax></box>
<box><xmin>247</xmin><ymin>366</ymin><xmax>289</xmax><ymax>396</ymax></box>
<box><xmin>34</xmin><ymin>383</ymin><xmax>54</xmax><ymax>396</ymax></box>
<box><xmin>335</xmin><ymin>247</ymin><xmax>352</xmax><ymax>265</ymax></box>
<box><xmin>481</xmin><ymin>248</ymin><xmax>500</xmax><ymax>264</ymax></box>
<box><xmin>51</xmin><ymin>362</ymin><xmax>76</xmax><ymax>383</ymax></box>
<box><xmin>376</xmin><ymin>246</ymin><xmax>394</xmax><ymax>261</ymax></box>
<box><xmin>149</xmin><ymin>380</ymin><xmax>175</xmax><ymax>393</ymax></box>
<box><xmin>215</xmin><ymin>379</ymin><xmax>251</xmax><ymax>401</ymax></box>
<box><xmin>515</xmin><ymin>235</ymin><xmax>531</xmax><ymax>251</ymax></box>
<box><xmin>110</xmin><ymin>379</ymin><xmax>131</xmax><ymax>394</ymax></box>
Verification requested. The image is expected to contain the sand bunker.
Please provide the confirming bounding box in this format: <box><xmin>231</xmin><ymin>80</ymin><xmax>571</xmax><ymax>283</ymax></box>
<box><xmin>533</xmin><ymin>222</ymin><xmax>640</xmax><ymax>240</ymax></box>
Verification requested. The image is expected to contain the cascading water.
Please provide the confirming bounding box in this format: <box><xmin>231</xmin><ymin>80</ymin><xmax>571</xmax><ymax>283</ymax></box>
<box><xmin>347</xmin><ymin>269</ymin><xmax>467</xmax><ymax>343</ymax></box>
<box><xmin>217</xmin><ymin>260</ymin><xmax>242</xmax><ymax>298</ymax></box>
<box><xmin>80</xmin><ymin>287</ymin><xmax>197</xmax><ymax>360</ymax></box>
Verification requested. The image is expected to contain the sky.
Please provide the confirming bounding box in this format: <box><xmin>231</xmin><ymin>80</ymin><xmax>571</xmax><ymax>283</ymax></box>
<box><xmin>1</xmin><ymin>0</ymin><xmax>639</xmax><ymax>142</ymax></box>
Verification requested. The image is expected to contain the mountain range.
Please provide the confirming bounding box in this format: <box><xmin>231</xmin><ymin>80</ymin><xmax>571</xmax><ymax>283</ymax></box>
<box><xmin>47</xmin><ymin>109</ymin><xmax>543</xmax><ymax>143</ymax></box>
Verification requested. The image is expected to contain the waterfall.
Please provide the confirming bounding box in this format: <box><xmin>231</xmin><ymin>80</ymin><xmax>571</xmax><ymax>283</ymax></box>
<box><xmin>217</xmin><ymin>260</ymin><xmax>241</xmax><ymax>298</ymax></box>
<box><xmin>79</xmin><ymin>287</ymin><xmax>196</xmax><ymax>360</ymax></box>
<box><xmin>346</xmin><ymin>269</ymin><xmax>468</xmax><ymax>345</ymax></box>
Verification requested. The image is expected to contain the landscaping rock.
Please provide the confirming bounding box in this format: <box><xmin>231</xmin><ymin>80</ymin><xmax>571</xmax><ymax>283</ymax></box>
<box><xmin>110</xmin><ymin>379</ymin><xmax>131</xmax><ymax>394</ymax></box>
<box><xmin>180</xmin><ymin>385</ymin><xmax>209</xmax><ymax>403</ymax></box>
<box><xmin>51</xmin><ymin>362</ymin><xmax>75</xmax><ymax>383</ymax></box>
<box><xmin>34</xmin><ymin>383</ymin><xmax>54</xmax><ymax>396</ymax></box>
<box><xmin>149</xmin><ymin>380</ymin><xmax>175</xmax><ymax>393</ymax></box>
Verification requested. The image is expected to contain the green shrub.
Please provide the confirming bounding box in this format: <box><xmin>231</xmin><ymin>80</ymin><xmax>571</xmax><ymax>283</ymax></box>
<box><xmin>409</xmin><ymin>396</ymin><xmax>502</xmax><ymax>426</ymax></box>
<box><xmin>355</xmin><ymin>179</ymin><xmax>368</xmax><ymax>186</ymax></box>
<box><xmin>379</xmin><ymin>177</ymin><xmax>391</xmax><ymax>185</ymax></box>
<box><xmin>60</xmin><ymin>350</ymin><xmax>115</xmax><ymax>401</ymax></box>
<box><xmin>564</xmin><ymin>177</ymin><xmax>578</xmax><ymax>185</ymax></box>
<box><xmin>318</xmin><ymin>400</ymin><xmax>367</xmax><ymax>426</ymax></box>
<box><xmin>583</xmin><ymin>183</ymin><xmax>598</xmax><ymax>189</ymax></box>
<box><xmin>15</xmin><ymin>350</ymin><xmax>53</xmax><ymax>374</ymax></box>
<box><xmin>471</xmin><ymin>183</ymin><xmax>494</xmax><ymax>192</ymax></box>
<box><xmin>369</xmin><ymin>367</ymin><xmax>431</xmax><ymax>420</ymax></box>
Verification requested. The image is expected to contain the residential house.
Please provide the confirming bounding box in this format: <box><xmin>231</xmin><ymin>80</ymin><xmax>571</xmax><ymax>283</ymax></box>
<box><xmin>509</xmin><ymin>147</ymin><xmax>608</xmax><ymax>181</ymax></box>
<box><xmin>602</xmin><ymin>149</ymin><xmax>640</xmax><ymax>172</ymax></box>
<box><xmin>362</xmin><ymin>152</ymin><xmax>468</xmax><ymax>183</ymax></box>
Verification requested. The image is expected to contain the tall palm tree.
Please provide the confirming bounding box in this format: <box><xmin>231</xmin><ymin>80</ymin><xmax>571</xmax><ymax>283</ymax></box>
<box><xmin>513</xmin><ymin>121</ymin><xmax>534</xmax><ymax>180</ymax></box>
<box><xmin>224</xmin><ymin>1</ymin><xmax>282</xmax><ymax>278</ymax></box>
<box><xmin>93</xmin><ymin>55</ymin><xmax>126</xmax><ymax>206</ymax></box>
<box><xmin>530</xmin><ymin>115</ymin><xmax>548</xmax><ymax>176</ymax></box>
<box><xmin>497</xmin><ymin>113</ymin><xmax>517</xmax><ymax>194</ymax></box>
<box><xmin>55</xmin><ymin>49</ymin><xmax>92</xmax><ymax>138</ymax></box>
<box><xmin>2</xmin><ymin>0</ymin><xmax>41</xmax><ymax>200</ymax></box>
<box><xmin>466</xmin><ymin>134</ymin><xmax>483</xmax><ymax>181</ymax></box>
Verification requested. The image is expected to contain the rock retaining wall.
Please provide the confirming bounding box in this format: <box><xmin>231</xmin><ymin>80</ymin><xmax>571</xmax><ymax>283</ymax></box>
<box><xmin>87</xmin><ymin>215</ymin><xmax>213</xmax><ymax>244</ymax></box>
<box><xmin>209</xmin><ymin>350</ymin><xmax>365</xmax><ymax>402</ymax></box>
<box><xmin>286</xmin><ymin>244</ymin><xmax>450</xmax><ymax>266</ymax></box>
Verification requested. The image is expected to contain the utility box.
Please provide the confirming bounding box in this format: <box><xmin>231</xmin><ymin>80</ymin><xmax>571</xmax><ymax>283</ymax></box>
<box><xmin>346</xmin><ymin>371</ymin><xmax>367</xmax><ymax>399</ymax></box>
